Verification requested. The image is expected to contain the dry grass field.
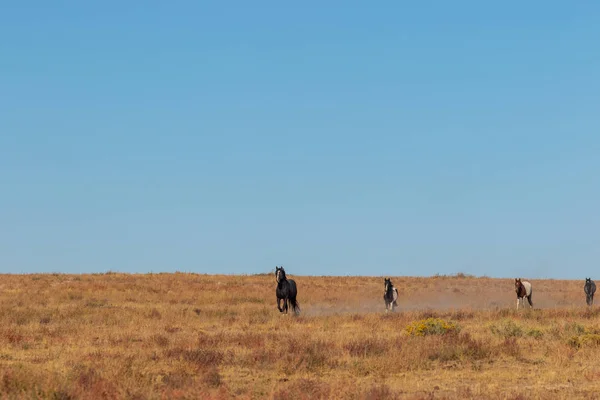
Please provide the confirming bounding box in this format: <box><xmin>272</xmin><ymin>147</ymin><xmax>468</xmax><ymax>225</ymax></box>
<box><xmin>1</xmin><ymin>272</ymin><xmax>600</xmax><ymax>399</ymax></box>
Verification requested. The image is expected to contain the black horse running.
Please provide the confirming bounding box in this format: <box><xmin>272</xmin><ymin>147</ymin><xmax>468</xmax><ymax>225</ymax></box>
<box><xmin>585</xmin><ymin>277</ymin><xmax>596</xmax><ymax>306</ymax></box>
<box><xmin>275</xmin><ymin>266</ymin><xmax>300</xmax><ymax>315</ymax></box>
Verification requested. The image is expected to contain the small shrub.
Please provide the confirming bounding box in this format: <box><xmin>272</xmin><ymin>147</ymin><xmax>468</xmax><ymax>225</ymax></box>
<box><xmin>6</xmin><ymin>330</ymin><xmax>24</xmax><ymax>344</ymax></box>
<box><xmin>202</xmin><ymin>367</ymin><xmax>222</xmax><ymax>388</ymax></box>
<box><xmin>405</xmin><ymin>318</ymin><xmax>459</xmax><ymax>336</ymax></box>
<box><xmin>164</xmin><ymin>325</ymin><xmax>182</xmax><ymax>334</ymax></box>
<box><xmin>152</xmin><ymin>334</ymin><xmax>169</xmax><ymax>347</ymax></box>
<box><xmin>161</xmin><ymin>370</ymin><xmax>193</xmax><ymax>389</ymax></box>
<box><xmin>527</xmin><ymin>328</ymin><xmax>544</xmax><ymax>339</ymax></box>
<box><xmin>567</xmin><ymin>336</ymin><xmax>581</xmax><ymax>348</ymax></box>
<box><xmin>427</xmin><ymin>333</ymin><xmax>493</xmax><ymax>362</ymax></box>
<box><xmin>489</xmin><ymin>320</ymin><xmax>523</xmax><ymax>338</ymax></box>
<box><xmin>564</xmin><ymin>321</ymin><xmax>586</xmax><ymax>335</ymax></box>
<box><xmin>568</xmin><ymin>334</ymin><xmax>600</xmax><ymax>349</ymax></box>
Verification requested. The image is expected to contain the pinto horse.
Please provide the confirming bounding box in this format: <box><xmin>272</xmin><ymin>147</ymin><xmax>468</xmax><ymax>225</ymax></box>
<box><xmin>275</xmin><ymin>266</ymin><xmax>300</xmax><ymax>315</ymax></box>
<box><xmin>585</xmin><ymin>278</ymin><xmax>596</xmax><ymax>306</ymax></box>
<box><xmin>383</xmin><ymin>278</ymin><xmax>399</xmax><ymax>312</ymax></box>
<box><xmin>514</xmin><ymin>278</ymin><xmax>533</xmax><ymax>310</ymax></box>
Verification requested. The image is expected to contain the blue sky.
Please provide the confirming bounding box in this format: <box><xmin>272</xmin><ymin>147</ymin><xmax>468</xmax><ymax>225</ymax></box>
<box><xmin>1</xmin><ymin>2</ymin><xmax>599</xmax><ymax>278</ymax></box>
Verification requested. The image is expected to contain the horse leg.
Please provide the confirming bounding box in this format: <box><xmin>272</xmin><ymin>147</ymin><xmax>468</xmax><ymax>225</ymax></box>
<box><xmin>527</xmin><ymin>295</ymin><xmax>533</xmax><ymax>308</ymax></box>
<box><xmin>277</xmin><ymin>298</ymin><xmax>283</xmax><ymax>312</ymax></box>
<box><xmin>284</xmin><ymin>298</ymin><xmax>288</xmax><ymax>314</ymax></box>
<box><xmin>516</xmin><ymin>297</ymin><xmax>520</xmax><ymax>310</ymax></box>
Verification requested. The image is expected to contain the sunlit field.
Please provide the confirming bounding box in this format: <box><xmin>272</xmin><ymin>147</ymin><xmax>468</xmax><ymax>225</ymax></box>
<box><xmin>1</xmin><ymin>272</ymin><xmax>599</xmax><ymax>399</ymax></box>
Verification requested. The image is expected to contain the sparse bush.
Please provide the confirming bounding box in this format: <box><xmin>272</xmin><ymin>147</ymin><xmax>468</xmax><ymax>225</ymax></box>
<box><xmin>426</xmin><ymin>333</ymin><xmax>494</xmax><ymax>362</ymax></box>
<box><xmin>568</xmin><ymin>334</ymin><xmax>600</xmax><ymax>349</ymax></box>
<box><xmin>202</xmin><ymin>367</ymin><xmax>222</xmax><ymax>388</ymax></box>
<box><xmin>489</xmin><ymin>320</ymin><xmax>523</xmax><ymax>338</ymax></box>
<box><xmin>527</xmin><ymin>328</ymin><xmax>544</xmax><ymax>339</ymax></box>
<box><xmin>151</xmin><ymin>334</ymin><xmax>169</xmax><ymax>347</ymax></box>
<box><xmin>564</xmin><ymin>321</ymin><xmax>586</xmax><ymax>335</ymax></box>
<box><xmin>161</xmin><ymin>370</ymin><xmax>194</xmax><ymax>389</ymax></box>
<box><xmin>405</xmin><ymin>318</ymin><xmax>459</xmax><ymax>336</ymax></box>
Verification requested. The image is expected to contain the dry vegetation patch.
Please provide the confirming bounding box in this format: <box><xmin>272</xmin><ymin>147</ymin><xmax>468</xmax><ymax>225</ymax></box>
<box><xmin>0</xmin><ymin>273</ymin><xmax>598</xmax><ymax>399</ymax></box>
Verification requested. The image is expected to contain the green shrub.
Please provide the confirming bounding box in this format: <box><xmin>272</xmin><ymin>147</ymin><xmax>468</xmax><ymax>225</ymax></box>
<box><xmin>568</xmin><ymin>334</ymin><xmax>600</xmax><ymax>349</ymax></box>
<box><xmin>564</xmin><ymin>322</ymin><xmax>586</xmax><ymax>335</ymax></box>
<box><xmin>526</xmin><ymin>328</ymin><xmax>544</xmax><ymax>339</ymax></box>
<box><xmin>489</xmin><ymin>320</ymin><xmax>523</xmax><ymax>338</ymax></box>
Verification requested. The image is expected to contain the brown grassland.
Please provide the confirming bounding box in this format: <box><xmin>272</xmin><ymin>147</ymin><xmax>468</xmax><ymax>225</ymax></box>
<box><xmin>1</xmin><ymin>272</ymin><xmax>600</xmax><ymax>399</ymax></box>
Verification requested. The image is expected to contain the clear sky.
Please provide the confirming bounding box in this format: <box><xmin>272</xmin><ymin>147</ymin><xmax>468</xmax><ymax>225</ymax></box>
<box><xmin>1</xmin><ymin>2</ymin><xmax>599</xmax><ymax>278</ymax></box>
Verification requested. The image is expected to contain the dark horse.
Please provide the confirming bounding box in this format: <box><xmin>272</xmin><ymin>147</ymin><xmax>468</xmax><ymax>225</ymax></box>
<box><xmin>275</xmin><ymin>266</ymin><xmax>300</xmax><ymax>315</ymax></box>
<box><xmin>515</xmin><ymin>278</ymin><xmax>533</xmax><ymax>310</ymax></box>
<box><xmin>383</xmin><ymin>278</ymin><xmax>398</xmax><ymax>312</ymax></box>
<box><xmin>585</xmin><ymin>278</ymin><xmax>596</xmax><ymax>306</ymax></box>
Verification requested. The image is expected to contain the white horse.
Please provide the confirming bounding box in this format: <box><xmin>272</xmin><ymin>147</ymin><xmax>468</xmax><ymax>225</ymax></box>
<box><xmin>515</xmin><ymin>278</ymin><xmax>533</xmax><ymax>310</ymax></box>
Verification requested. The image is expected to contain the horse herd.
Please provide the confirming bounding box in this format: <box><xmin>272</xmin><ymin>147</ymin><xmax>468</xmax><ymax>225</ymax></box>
<box><xmin>274</xmin><ymin>266</ymin><xmax>598</xmax><ymax>315</ymax></box>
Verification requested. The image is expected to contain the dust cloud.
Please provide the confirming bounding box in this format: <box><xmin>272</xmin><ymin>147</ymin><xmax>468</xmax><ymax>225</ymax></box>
<box><xmin>295</xmin><ymin>276</ymin><xmax>589</xmax><ymax>316</ymax></box>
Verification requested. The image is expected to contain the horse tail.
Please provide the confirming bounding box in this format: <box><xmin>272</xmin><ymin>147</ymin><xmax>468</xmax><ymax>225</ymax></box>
<box><xmin>289</xmin><ymin>297</ymin><xmax>300</xmax><ymax>315</ymax></box>
<box><xmin>288</xmin><ymin>279</ymin><xmax>300</xmax><ymax>315</ymax></box>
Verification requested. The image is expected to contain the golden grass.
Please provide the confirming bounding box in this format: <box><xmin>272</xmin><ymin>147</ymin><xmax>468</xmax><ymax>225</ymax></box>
<box><xmin>0</xmin><ymin>272</ymin><xmax>599</xmax><ymax>399</ymax></box>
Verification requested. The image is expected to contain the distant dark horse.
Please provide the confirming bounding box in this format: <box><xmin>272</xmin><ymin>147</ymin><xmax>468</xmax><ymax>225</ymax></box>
<box><xmin>383</xmin><ymin>278</ymin><xmax>399</xmax><ymax>312</ymax></box>
<box><xmin>585</xmin><ymin>278</ymin><xmax>596</xmax><ymax>306</ymax></box>
<box><xmin>515</xmin><ymin>278</ymin><xmax>533</xmax><ymax>310</ymax></box>
<box><xmin>275</xmin><ymin>266</ymin><xmax>300</xmax><ymax>315</ymax></box>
